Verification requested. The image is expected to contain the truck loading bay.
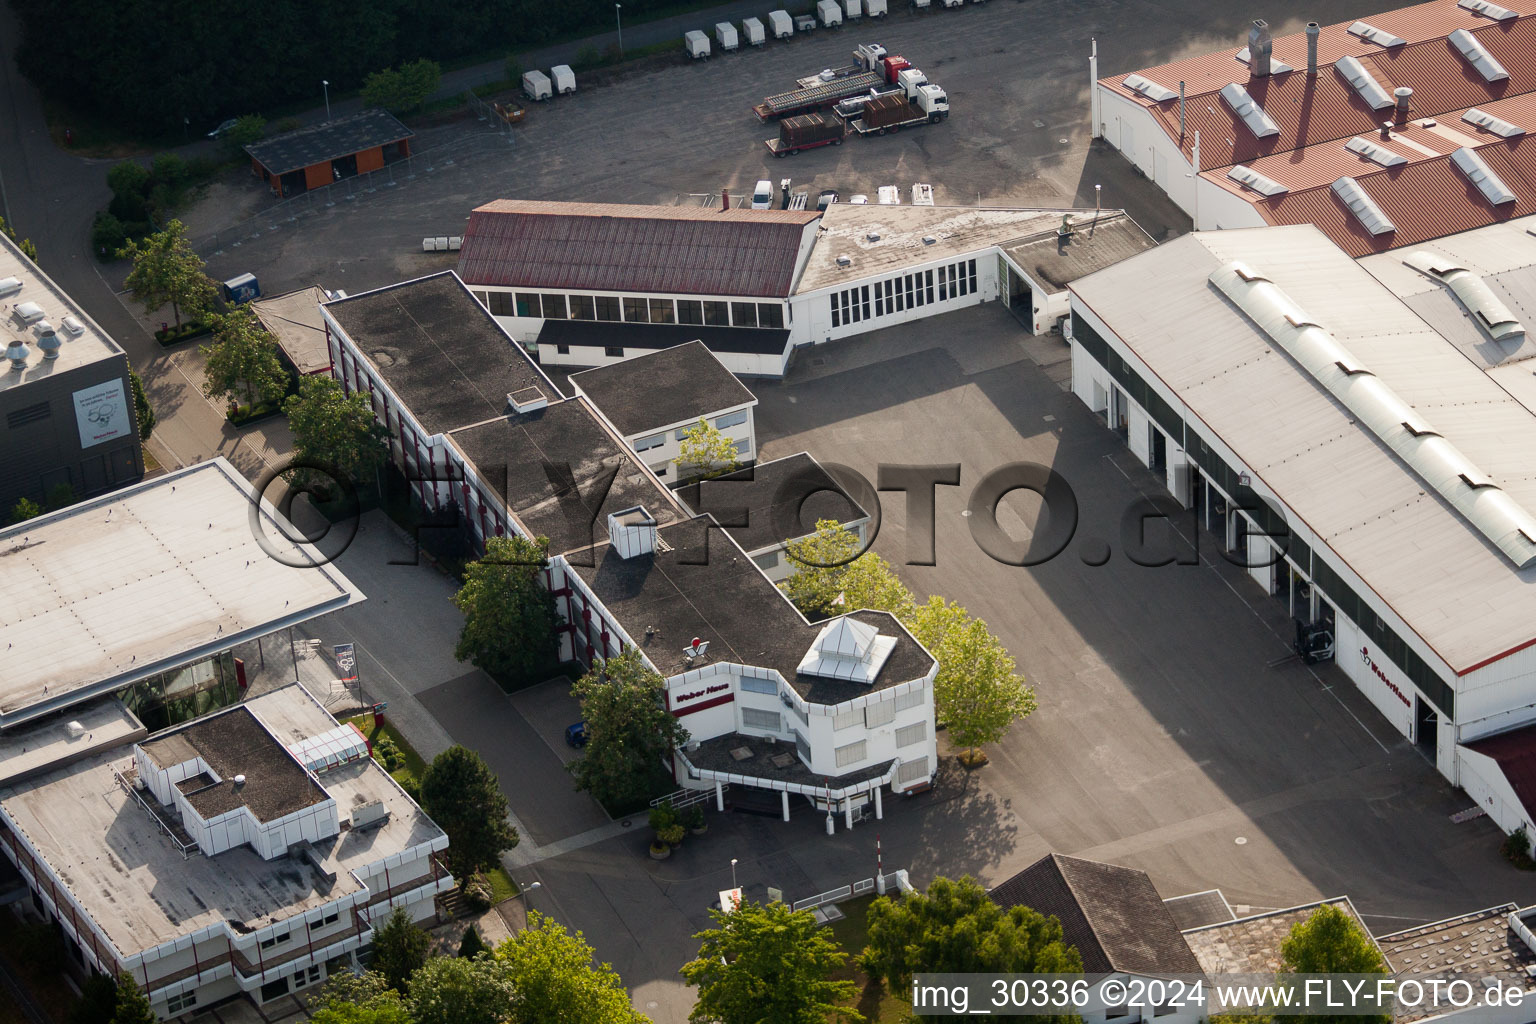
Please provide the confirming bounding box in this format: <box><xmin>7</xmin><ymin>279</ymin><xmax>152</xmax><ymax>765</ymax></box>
<box><xmin>160</xmin><ymin>0</ymin><xmax>1534</xmax><ymax>1020</ymax></box>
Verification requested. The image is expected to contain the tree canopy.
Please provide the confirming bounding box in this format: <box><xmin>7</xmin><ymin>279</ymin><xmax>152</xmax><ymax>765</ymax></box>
<box><xmin>284</xmin><ymin>375</ymin><xmax>392</xmax><ymax>488</ymax></box>
<box><xmin>908</xmin><ymin>597</ymin><xmax>1036</xmax><ymax>757</ymax></box>
<box><xmin>419</xmin><ymin>745</ymin><xmax>518</xmax><ymax>880</ymax></box>
<box><xmin>406</xmin><ymin>954</ymin><xmax>518</xmax><ymax>1024</ymax></box>
<box><xmin>499</xmin><ymin>910</ymin><xmax>652</xmax><ymax>1024</ymax></box>
<box><xmin>781</xmin><ymin>519</ymin><xmax>915</xmax><ymax>622</ymax></box>
<box><xmin>109</xmin><ymin>973</ymin><xmax>157</xmax><ymax>1024</ymax></box>
<box><xmin>119</xmin><ymin>220</ymin><xmax>216</xmax><ymax>328</ymax></box>
<box><xmin>681</xmin><ymin>899</ymin><xmax>862</xmax><ymax>1024</ymax></box>
<box><xmin>674</xmin><ymin>418</ymin><xmax>741</xmax><ymax>482</ymax></box>
<box><xmin>1276</xmin><ymin>904</ymin><xmax>1390</xmax><ymax>1024</ymax></box>
<box><xmin>861</xmin><ymin>875</ymin><xmax>1082</xmax><ymax>1000</ymax></box>
<box><xmin>568</xmin><ymin>648</ymin><xmax>689</xmax><ymax>811</ymax></box>
<box><xmin>371</xmin><ymin>907</ymin><xmax>432</xmax><ymax>993</ymax></box>
<box><xmin>452</xmin><ymin>534</ymin><xmax>561</xmax><ymax>685</ymax></box>
<box><xmin>201</xmin><ymin>309</ymin><xmax>289</xmax><ymax>409</ymax></box>
<box><xmin>308</xmin><ymin>971</ymin><xmax>413</xmax><ymax>1024</ymax></box>
<box><xmin>362</xmin><ymin>59</ymin><xmax>443</xmax><ymax>113</ymax></box>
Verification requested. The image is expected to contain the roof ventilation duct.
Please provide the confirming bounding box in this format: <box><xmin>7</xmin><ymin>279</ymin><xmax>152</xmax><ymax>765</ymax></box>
<box><xmin>1227</xmin><ymin>164</ymin><xmax>1289</xmax><ymax>196</ymax></box>
<box><xmin>1122</xmin><ymin>73</ymin><xmax>1179</xmax><ymax>102</ymax></box>
<box><xmin>4</xmin><ymin>338</ymin><xmax>28</xmax><ymax>371</ymax></box>
<box><xmin>1345</xmin><ymin>137</ymin><xmax>1407</xmax><ymax>167</ymax></box>
<box><xmin>1449</xmin><ymin>146</ymin><xmax>1517</xmax><ymax>205</ymax></box>
<box><xmin>1463</xmin><ymin>107</ymin><xmax>1525</xmax><ymax>139</ymax></box>
<box><xmin>1347</xmin><ymin>20</ymin><xmax>1406</xmax><ymax>47</ymax></box>
<box><xmin>1335</xmin><ymin>56</ymin><xmax>1394</xmax><ymax>110</ymax></box>
<box><xmin>1247</xmin><ymin>20</ymin><xmax>1274</xmax><ymax>77</ymax></box>
<box><xmin>1219</xmin><ymin>82</ymin><xmax>1281</xmax><ymax>138</ymax></box>
<box><xmin>1210</xmin><ymin>260</ymin><xmax>1536</xmax><ymax>569</ymax></box>
<box><xmin>1449</xmin><ymin>28</ymin><xmax>1509</xmax><ymax>82</ymax></box>
<box><xmin>1330</xmin><ymin>176</ymin><xmax>1396</xmax><ymax>235</ymax></box>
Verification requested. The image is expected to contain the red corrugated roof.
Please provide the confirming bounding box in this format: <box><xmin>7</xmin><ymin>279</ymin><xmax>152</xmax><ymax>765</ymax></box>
<box><xmin>457</xmin><ymin>201</ymin><xmax>819</xmax><ymax>298</ymax></box>
<box><xmin>1105</xmin><ymin>1</ymin><xmax>1536</xmax><ymax>168</ymax></box>
<box><xmin>1466</xmin><ymin>723</ymin><xmax>1536</xmax><ymax>818</ymax></box>
<box><xmin>1252</xmin><ymin>137</ymin><xmax>1536</xmax><ymax>257</ymax></box>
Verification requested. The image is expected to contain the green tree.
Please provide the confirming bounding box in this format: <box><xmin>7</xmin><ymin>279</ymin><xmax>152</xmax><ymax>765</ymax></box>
<box><xmin>908</xmin><ymin>597</ymin><xmax>1035</xmax><ymax>760</ymax></box>
<box><xmin>458</xmin><ymin>923</ymin><xmax>490</xmax><ymax>959</ymax></box>
<box><xmin>283</xmin><ymin>375</ymin><xmax>391</xmax><ymax>487</ymax></box>
<box><xmin>568</xmin><ymin>648</ymin><xmax>690</xmax><ymax>811</ymax></box>
<box><xmin>69</xmin><ymin>973</ymin><xmax>118</xmax><ymax>1024</ymax></box>
<box><xmin>452</xmin><ymin>534</ymin><xmax>560</xmax><ymax>683</ymax></box>
<box><xmin>861</xmin><ymin>876</ymin><xmax>1082</xmax><ymax>997</ymax></box>
<box><xmin>8</xmin><ymin>496</ymin><xmax>42</xmax><ymax>524</ymax></box>
<box><xmin>371</xmin><ymin>907</ymin><xmax>431</xmax><ymax>993</ymax></box>
<box><xmin>0</xmin><ymin>216</ymin><xmax>38</xmax><ymax>264</ymax></box>
<box><xmin>201</xmin><ymin>308</ymin><xmax>288</xmax><ymax>409</ymax></box>
<box><xmin>419</xmin><ymin>745</ymin><xmax>518</xmax><ymax>880</ymax></box>
<box><xmin>498</xmin><ymin>910</ymin><xmax>651</xmax><ymax>1023</ymax></box>
<box><xmin>674</xmin><ymin>418</ymin><xmax>741</xmax><ymax>481</ymax></box>
<box><xmin>308</xmin><ymin>971</ymin><xmax>412</xmax><ymax>1024</ymax></box>
<box><xmin>782</xmin><ymin>519</ymin><xmax>916</xmax><ymax>621</ymax></box>
<box><xmin>362</xmin><ymin>59</ymin><xmax>442</xmax><ymax>113</ymax></box>
<box><xmin>407</xmin><ymin>953</ymin><xmax>517</xmax><ymax>1024</ymax></box>
<box><xmin>222</xmin><ymin>113</ymin><xmax>267</xmax><ymax>157</ymax></box>
<box><xmin>129</xmin><ymin>369</ymin><xmax>156</xmax><ymax>440</ymax></box>
<box><xmin>110</xmin><ymin>972</ymin><xmax>157</xmax><ymax>1024</ymax></box>
<box><xmin>681</xmin><ymin>899</ymin><xmax>861</xmax><ymax>1024</ymax></box>
<box><xmin>106</xmin><ymin>162</ymin><xmax>150</xmax><ymax>200</ymax></box>
<box><xmin>1277</xmin><ymin>904</ymin><xmax>1390</xmax><ymax>1024</ymax></box>
<box><xmin>119</xmin><ymin>219</ymin><xmax>216</xmax><ymax>329</ymax></box>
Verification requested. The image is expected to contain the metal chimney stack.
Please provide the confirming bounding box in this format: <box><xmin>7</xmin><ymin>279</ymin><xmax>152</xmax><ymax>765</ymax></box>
<box><xmin>1306</xmin><ymin>22</ymin><xmax>1320</xmax><ymax>76</ymax></box>
<box><xmin>1249</xmin><ymin>20</ymin><xmax>1273</xmax><ymax>77</ymax></box>
<box><xmin>721</xmin><ymin>188</ymin><xmax>730</xmax><ymax>211</ymax></box>
<box><xmin>1179</xmin><ymin>81</ymin><xmax>1186</xmax><ymax>140</ymax></box>
<box><xmin>1394</xmin><ymin>86</ymin><xmax>1412</xmax><ymax>125</ymax></box>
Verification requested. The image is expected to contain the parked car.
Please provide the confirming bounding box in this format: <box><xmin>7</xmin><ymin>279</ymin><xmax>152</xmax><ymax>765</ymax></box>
<box><xmin>206</xmin><ymin>117</ymin><xmax>239</xmax><ymax>139</ymax></box>
<box><xmin>565</xmin><ymin>722</ymin><xmax>588</xmax><ymax>747</ymax></box>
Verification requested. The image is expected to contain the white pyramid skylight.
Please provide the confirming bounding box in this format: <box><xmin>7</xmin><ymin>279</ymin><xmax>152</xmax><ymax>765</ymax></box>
<box><xmin>797</xmin><ymin>616</ymin><xmax>897</xmax><ymax>684</ymax></box>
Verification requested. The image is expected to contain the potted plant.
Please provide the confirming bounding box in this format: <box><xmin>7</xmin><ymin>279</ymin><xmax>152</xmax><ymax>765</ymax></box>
<box><xmin>683</xmin><ymin>805</ymin><xmax>707</xmax><ymax>836</ymax></box>
<box><xmin>649</xmin><ymin>806</ymin><xmax>680</xmax><ymax>859</ymax></box>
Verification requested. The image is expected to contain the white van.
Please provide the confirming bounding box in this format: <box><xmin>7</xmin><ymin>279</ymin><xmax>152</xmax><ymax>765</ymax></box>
<box><xmin>751</xmin><ymin>179</ymin><xmax>774</xmax><ymax>209</ymax></box>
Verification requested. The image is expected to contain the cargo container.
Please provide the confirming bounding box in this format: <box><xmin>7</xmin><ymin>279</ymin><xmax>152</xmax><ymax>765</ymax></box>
<box><xmin>551</xmin><ymin>65</ymin><xmax>576</xmax><ymax>95</ymax></box>
<box><xmin>523</xmin><ymin>70</ymin><xmax>551</xmax><ymax>101</ymax></box>
<box><xmin>685</xmin><ymin>30</ymin><xmax>711</xmax><ymax>59</ymax></box>
<box><xmin>765</xmin><ymin>113</ymin><xmax>846</xmax><ymax>156</ymax></box>
<box><xmin>768</xmin><ymin>10</ymin><xmax>794</xmax><ymax>37</ymax></box>
<box><xmin>844</xmin><ymin>85</ymin><xmax>949</xmax><ymax>134</ymax></box>
<box><xmin>817</xmin><ymin>0</ymin><xmax>843</xmax><ymax>27</ymax></box>
<box><xmin>742</xmin><ymin>17</ymin><xmax>766</xmax><ymax>45</ymax></box>
<box><xmin>756</xmin><ymin>46</ymin><xmax>908</xmax><ymax>120</ymax></box>
<box><xmin>715</xmin><ymin>22</ymin><xmax>739</xmax><ymax>51</ymax></box>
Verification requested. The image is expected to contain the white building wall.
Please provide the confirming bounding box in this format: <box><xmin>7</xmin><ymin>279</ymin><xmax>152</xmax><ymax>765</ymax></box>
<box><xmin>620</xmin><ymin>405</ymin><xmax>756</xmax><ymax>483</ymax></box>
<box><xmin>792</xmin><ymin>251</ymin><xmax>994</xmax><ymax>349</ymax></box>
<box><xmin>1331</xmin><ymin>615</ymin><xmax>1416</xmax><ymax>739</ymax></box>
<box><xmin>1455</xmin><ymin>745</ymin><xmax>1532</xmax><ymax>837</ymax></box>
<box><xmin>1195</xmin><ymin>176</ymin><xmax>1271</xmax><ymax>231</ymax></box>
<box><xmin>1095</xmin><ymin>86</ymin><xmax>1196</xmax><ymax>216</ymax></box>
<box><xmin>536</xmin><ymin>341</ymin><xmax>788</xmax><ymax>378</ymax></box>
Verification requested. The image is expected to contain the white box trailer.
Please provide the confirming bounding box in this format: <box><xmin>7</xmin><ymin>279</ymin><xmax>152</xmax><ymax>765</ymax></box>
<box><xmin>522</xmin><ymin>70</ymin><xmax>552</xmax><ymax>101</ymax></box>
<box><xmin>742</xmin><ymin>17</ymin><xmax>766</xmax><ymax>45</ymax></box>
<box><xmin>866</xmin><ymin>0</ymin><xmax>888</xmax><ymax>13</ymax></box>
<box><xmin>844</xmin><ymin>0</ymin><xmax>862</xmax><ymax>17</ymax></box>
<box><xmin>685</xmin><ymin>30</ymin><xmax>711</xmax><ymax>59</ymax></box>
<box><xmin>817</xmin><ymin>0</ymin><xmax>843</xmax><ymax>27</ymax></box>
<box><xmin>768</xmin><ymin>9</ymin><xmax>794</xmax><ymax>37</ymax></box>
<box><xmin>551</xmin><ymin>64</ymin><xmax>576</xmax><ymax>94</ymax></box>
<box><xmin>877</xmin><ymin>185</ymin><xmax>900</xmax><ymax>204</ymax></box>
<box><xmin>715</xmin><ymin>21</ymin><xmax>739</xmax><ymax>50</ymax></box>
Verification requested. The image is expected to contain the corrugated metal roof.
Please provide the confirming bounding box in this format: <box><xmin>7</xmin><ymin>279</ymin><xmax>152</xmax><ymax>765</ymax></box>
<box><xmin>457</xmin><ymin>200</ymin><xmax>819</xmax><ymax>298</ymax></box>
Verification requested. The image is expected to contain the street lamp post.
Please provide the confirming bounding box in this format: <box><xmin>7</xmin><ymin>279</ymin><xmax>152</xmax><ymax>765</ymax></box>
<box><xmin>730</xmin><ymin>858</ymin><xmax>738</xmax><ymax>890</ymax></box>
<box><xmin>616</xmin><ymin>4</ymin><xmax>624</xmax><ymax>58</ymax></box>
<box><xmin>322</xmin><ymin>80</ymin><xmax>331</xmax><ymax>120</ymax></box>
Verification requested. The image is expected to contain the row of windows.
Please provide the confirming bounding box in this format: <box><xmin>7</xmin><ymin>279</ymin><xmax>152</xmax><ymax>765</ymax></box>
<box><xmin>894</xmin><ymin>685</ymin><xmax>925</xmax><ymax>712</ymax></box>
<box><xmin>829</xmin><ymin>259</ymin><xmax>979</xmax><ymax>329</ymax></box>
<box><xmin>741</xmin><ymin>675</ymin><xmax>776</xmax><ymax>695</ymax></box>
<box><xmin>895</xmin><ymin>721</ymin><xmax>927</xmax><ymax>747</ymax></box>
<box><xmin>742</xmin><ymin>706</ymin><xmax>782</xmax><ymax>732</ymax></box>
<box><xmin>1073</xmin><ymin>309</ymin><xmax>1457</xmax><ymax>721</ymax></box>
<box><xmin>166</xmin><ymin>991</ymin><xmax>198</xmax><ymax>1014</ymax></box>
<box><xmin>835</xmin><ymin>738</ymin><xmax>867</xmax><ymax>767</ymax></box>
<box><xmin>475</xmin><ymin>290</ymin><xmax>785</xmax><ymax>329</ymax></box>
<box><xmin>896</xmin><ymin>756</ymin><xmax>930</xmax><ymax>784</ymax></box>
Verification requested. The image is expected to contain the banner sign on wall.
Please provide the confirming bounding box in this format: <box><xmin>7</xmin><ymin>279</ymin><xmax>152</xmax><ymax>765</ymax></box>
<box><xmin>73</xmin><ymin>379</ymin><xmax>131</xmax><ymax>449</ymax></box>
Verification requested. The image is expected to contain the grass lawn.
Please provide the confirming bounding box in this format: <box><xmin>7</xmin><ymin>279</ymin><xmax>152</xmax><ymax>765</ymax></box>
<box><xmin>342</xmin><ymin>713</ymin><xmax>428</xmax><ymax>785</ymax></box>
<box><xmin>485</xmin><ymin>864</ymin><xmax>519</xmax><ymax>905</ymax></box>
<box><xmin>824</xmin><ymin>895</ymin><xmax>913</xmax><ymax>1024</ymax></box>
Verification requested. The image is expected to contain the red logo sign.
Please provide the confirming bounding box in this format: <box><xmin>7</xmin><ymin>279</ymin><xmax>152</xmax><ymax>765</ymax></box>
<box><xmin>1361</xmin><ymin>646</ymin><xmax>1410</xmax><ymax>708</ymax></box>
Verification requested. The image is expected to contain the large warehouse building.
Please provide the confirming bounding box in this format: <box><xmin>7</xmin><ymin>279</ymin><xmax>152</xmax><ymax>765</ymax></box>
<box><xmin>454</xmin><ymin>199</ymin><xmax>1152</xmax><ymax>376</ymax></box>
<box><xmin>0</xmin><ymin>231</ymin><xmax>142</xmax><ymax>514</ymax></box>
<box><xmin>1093</xmin><ymin>0</ymin><xmax>1536</xmax><ymax>247</ymax></box>
<box><xmin>1065</xmin><ymin>217</ymin><xmax>1536</xmax><ymax>834</ymax></box>
<box><xmin>319</xmin><ymin>272</ymin><xmax>939</xmax><ymax>821</ymax></box>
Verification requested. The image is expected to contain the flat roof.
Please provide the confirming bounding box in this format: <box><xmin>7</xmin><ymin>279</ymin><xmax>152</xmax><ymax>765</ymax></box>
<box><xmin>445</xmin><ymin>400</ymin><xmax>688</xmax><ymax>556</ymax></box>
<box><xmin>683</xmin><ymin>731</ymin><xmax>894</xmax><ymax>790</ymax></box>
<box><xmin>570</xmin><ymin>516</ymin><xmax>933</xmax><ymax>701</ymax></box>
<box><xmin>0</xmin><ymin>232</ymin><xmax>123</xmax><ymax>396</ymax></box>
<box><xmin>676</xmin><ymin>453</ymin><xmax>867</xmax><ymax>554</ymax></box>
<box><xmin>570</xmin><ymin>339</ymin><xmax>757</xmax><ymax>436</ymax></box>
<box><xmin>1102</xmin><ymin>0</ymin><xmax>1536</xmax><ymax>172</ymax></box>
<box><xmin>458</xmin><ymin>200</ymin><xmax>819</xmax><ymax>299</ymax></box>
<box><xmin>797</xmin><ymin>206</ymin><xmax>1152</xmax><ymax>295</ymax></box>
<box><xmin>537</xmin><ymin>319</ymin><xmax>790</xmax><ymax>358</ymax></box>
<box><xmin>0</xmin><ymin>683</ymin><xmax>444</xmax><ymax>956</ymax></box>
<box><xmin>324</xmin><ymin>272</ymin><xmax>561</xmax><ymax>436</ymax></box>
<box><xmin>1183</xmin><ymin>899</ymin><xmax>1371</xmax><ymax>974</ymax></box>
<box><xmin>140</xmin><ymin>706</ymin><xmax>328</xmax><ymax>823</ymax></box>
<box><xmin>1070</xmin><ymin>224</ymin><xmax>1536</xmax><ymax>674</ymax></box>
<box><xmin>0</xmin><ymin>459</ymin><xmax>364</xmax><ymax>729</ymax></box>
<box><xmin>245</xmin><ymin>109</ymin><xmax>413</xmax><ymax>177</ymax></box>
<box><xmin>0</xmin><ymin>699</ymin><xmax>144</xmax><ymax>788</ymax></box>
<box><xmin>1377</xmin><ymin>905</ymin><xmax>1536</xmax><ymax>1019</ymax></box>
<box><xmin>252</xmin><ymin>286</ymin><xmax>331</xmax><ymax>375</ymax></box>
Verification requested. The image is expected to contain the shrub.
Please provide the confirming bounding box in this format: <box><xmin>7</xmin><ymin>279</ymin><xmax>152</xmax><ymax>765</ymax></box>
<box><xmin>45</xmin><ymin>482</ymin><xmax>75</xmax><ymax>512</ymax></box>
<box><xmin>604</xmin><ymin>43</ymin><xmax>623</xmax><ymax>65</ymax></box>
<box><xmin>458</xmin><ymin>924</ymin><xmax>489</xmax><ymax>958</ymax></box>
<box><xmin>574</xmin><ymin>45</ymin><xmax>602</xmax><ymax>70</ymax></box>
<box><xmin>273</xmin><ymin>117</ymin><xmax>301</xmax><ymax>133</ymax></box>
<box><xmin>91</xmin><ymin>213</ymin><xmax>126</xmax><ymax>258</ymax></box>
<box><xmin>394</xmin><ymin>771</ymin><xmax>421</xmax><ymax>802</ymax></box>
<box><xmin>8</xmin><ymin>497</ymin><xmax>42</xmax><ymax>524</ymax></box>
<box><xmin>649</xmin><ymin>805</ymin><xmax>684</xmax><ymax>846</ymax></box>
<box><xmin>106</xmin><ymin>161</ymin><xmax>150</xmax><ymax>199</ymax></box>
<box><xmin>107</xmin><ymin>189</ymin><xmax>148</xmax><ymax>225</ymax></box>
<box><xmin>683</xmin><ymin>805</ymin><xmax>705</xmax><ymax>831</ymax></box>
<box><xmin>504</xmin><ymin>54</ymin><xmax>523</xmax><ymax>84</ymax></box>
<box><xmin>462</xmin><ymin>873</ymin><xmax>494</xmax><ymax>912</ymax></box>
<box><xmin>1504</xmin><ymin>826</ymin><xmax>1535</xmax><ymax>869</ymax></box>
<box><xmin>374</xmin><ymin>735</ymin><xmax>405</xmax><ymax>771</ymax></box>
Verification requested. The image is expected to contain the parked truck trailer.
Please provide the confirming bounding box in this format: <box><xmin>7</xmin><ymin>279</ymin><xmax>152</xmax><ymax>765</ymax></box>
<box><xmin>843</xmin><ymin>86</ymin><xmax>949</xmax><ymax>134</ymax></box>
<box><xmin>755</xmin><ymin>45</ymin><xmax>910</xmax><ymax>120</ymax></box>
<box><xmin>765</xmin><ymin>113</ymin><xmax>846</xmax><ymax>156</ymax></box>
